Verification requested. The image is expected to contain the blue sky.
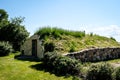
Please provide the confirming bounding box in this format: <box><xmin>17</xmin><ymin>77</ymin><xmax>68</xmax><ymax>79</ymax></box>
<box><xmin>0</xmin><ymin>0</ymin><xmax>120</xmax><ymax>41</ymax></box>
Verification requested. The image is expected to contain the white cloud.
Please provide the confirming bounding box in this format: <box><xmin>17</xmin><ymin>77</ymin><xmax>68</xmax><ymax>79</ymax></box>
<box><xmin>78</xmin><ymin>25</ymin><xmax>120</xmax><ymax>42</ymax></box>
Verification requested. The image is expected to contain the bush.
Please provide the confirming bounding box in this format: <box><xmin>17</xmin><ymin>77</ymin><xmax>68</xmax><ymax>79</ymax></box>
<box><xmin>43</xmin><ymin>52</ymin><xmax>81</xmax><ymax>76</ymax></box>
<box><xmin>54</xmin><ymin>56</ymin><xmax>81</xmax><ymax>75</ymax></box>
<box><xmin>0</xmin><ymin>41</ymin><xmax>13</xmax><ymax>56</ymax></box>
<box><xmin>44</xmin><ymin>42</ymin><xmax>55</xmax><ymax>52</ymax></box>
<box><xmin>113</xmin><ymin>67</ymin><xmax>120</xmax><ymax>80</ymax></box>
<box><xmin>43</xmin><ymin>51</ymin><xmax>58</xmax><ymax>68</ymax></box>
<box><xmin>86</xmin><ymin>63</ymin><xmax>113</xmax><ymax>80</ymax></box>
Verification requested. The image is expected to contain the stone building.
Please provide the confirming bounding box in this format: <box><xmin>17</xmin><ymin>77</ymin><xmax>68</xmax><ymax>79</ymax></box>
<box><xmin>21</xmin><ymin>35</ymin><xmax>44</xmax><ymax>59</ymax></box>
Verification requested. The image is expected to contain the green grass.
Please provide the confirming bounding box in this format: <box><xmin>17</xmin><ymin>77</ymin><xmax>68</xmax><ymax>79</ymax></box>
<box><xmin>0</xmin><ymin>54</ymin><xmax>73</xmax><ymax>80</ymax></box>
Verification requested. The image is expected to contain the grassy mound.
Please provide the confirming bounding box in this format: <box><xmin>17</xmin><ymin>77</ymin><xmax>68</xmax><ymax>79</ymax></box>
<box><xmin>35</xmin><ymin>27</ymin><xmax>120</xmax><ymax>54</ymax></box>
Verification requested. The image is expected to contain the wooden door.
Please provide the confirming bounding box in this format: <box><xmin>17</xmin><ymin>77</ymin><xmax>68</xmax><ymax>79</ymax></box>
<box><xmin>32</xmin><ymin>40</ymin><xmax>37</xmax><ymax>57</ymax></box>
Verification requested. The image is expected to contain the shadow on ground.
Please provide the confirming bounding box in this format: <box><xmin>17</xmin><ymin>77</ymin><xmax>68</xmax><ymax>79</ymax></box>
<box><xmin>30</xmin><ymin>62</ymin><xmax>72</xmax><ymax>78</ymax></box>
<box><xmin>14</xmin><ymin>55</ymin><xmax>40</xmax><ymax>62</ymax></box>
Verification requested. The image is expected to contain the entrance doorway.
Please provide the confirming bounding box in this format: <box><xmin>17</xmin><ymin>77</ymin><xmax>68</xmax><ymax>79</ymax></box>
<box><xmin>32</xmin><ymin>39</ymin><xmax>37</xmax><ymax>57</ymax></box>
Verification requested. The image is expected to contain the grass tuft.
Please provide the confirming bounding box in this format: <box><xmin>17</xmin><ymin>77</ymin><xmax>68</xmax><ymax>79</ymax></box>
<box><xmin>35</xmin><ymin>27</ymin><xmax>85</xmax><ymax>39</ymax></box>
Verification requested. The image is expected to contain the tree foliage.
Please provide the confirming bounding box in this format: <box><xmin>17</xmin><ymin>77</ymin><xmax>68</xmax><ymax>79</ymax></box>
<box><xmin>0</xmin><ymin>9</ymin><xmax>9</xmax><ymax>28</ymax></box>
<box><xmin>0</xmin><ymin>9</ymin><xmax>8</xmax><ymax>21</ymax></box>
<box><xmin>0</xmin><ymin>9</ymin><xmax>29</xmax><ymax>51</ymax></box>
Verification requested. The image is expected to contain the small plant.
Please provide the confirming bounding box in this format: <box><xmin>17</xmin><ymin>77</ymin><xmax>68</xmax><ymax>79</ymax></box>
<box><xmin>90</xmin><ymin>32</ymin><xmax>93</xmax><ymax>36</ymax></box>
<box><xmin>0</xmin><ymin>41</ymin><xmax>13</xmax><ymax>56</ymax></box>
<box><xmin>110</xmin><ymin>37</ymin><xmax>116</xmax><ymax>41</ymax></box>
<box><xmin>69</xmin><ymin>46</ymin><xmax>76</xmax><ymax>52</ymax></box>
<box><xmin>69</xmin><ymin>42</ymin><xmax>76</xmax><ymax>52</ymax></box>
<box><xmin>86</xmin><ymin>63</ymin><xmax>113</xmax><ymax>80</ymax></box>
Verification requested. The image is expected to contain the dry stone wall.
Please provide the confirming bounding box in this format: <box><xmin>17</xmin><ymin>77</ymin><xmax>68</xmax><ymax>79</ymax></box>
<box><xmin>65</xmin><ymin>47</ymin><xmax>120</xmax><ymax>62</ymax></box>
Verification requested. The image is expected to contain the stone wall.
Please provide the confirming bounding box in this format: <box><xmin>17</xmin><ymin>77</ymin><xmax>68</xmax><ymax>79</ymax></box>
<box><xmin>65</xmin><ymin>47</ymin><xmax>120</xmax><ymax>62</ymax></box>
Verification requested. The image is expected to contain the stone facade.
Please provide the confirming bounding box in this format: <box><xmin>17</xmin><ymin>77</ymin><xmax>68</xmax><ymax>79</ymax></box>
<box><xmin>65</xmin><ymin>47</ymin><xmax>120</xmax><ymax>62</ymax></box>
<box><xmin>21</xmin><ymin>35</ymin><xmax>44</xmax><ymax>59</ymax></box>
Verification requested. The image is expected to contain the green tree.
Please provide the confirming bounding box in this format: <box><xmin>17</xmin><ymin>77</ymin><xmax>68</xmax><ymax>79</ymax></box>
<box><xmin>0</xmin><ymin>9</ymin><xmax>8</xmax><ymax>21</ymax></box>
<box><xmin>0</xmin><ymin>9</ymin><xmax>29</xmax><ymax>51</ymax></box>
<box><xmin>0</xmin><ymin>9</ymin><xmax>9</xmax><ymax>28</ymax></box>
